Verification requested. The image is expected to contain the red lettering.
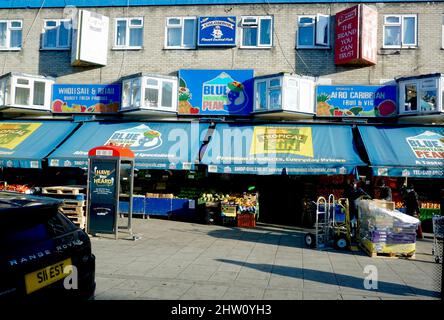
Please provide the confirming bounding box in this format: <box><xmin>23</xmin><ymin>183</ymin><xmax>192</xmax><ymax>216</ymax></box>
<box><xmin>203</xmin><ymin>101</ymin><xmax>224</xmax><ymax>111</ymax></box>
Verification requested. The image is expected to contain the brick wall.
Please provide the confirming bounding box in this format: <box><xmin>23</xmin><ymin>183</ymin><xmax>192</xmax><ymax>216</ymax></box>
<box><xmin>0</xmin><ymin>2</ymin><xmax>443</xmax><ymax>84</ymax></box>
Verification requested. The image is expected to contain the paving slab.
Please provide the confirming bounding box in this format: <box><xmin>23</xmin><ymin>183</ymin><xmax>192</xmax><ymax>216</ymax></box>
<box><xmin>91</xmin><ymin>218</ymin><xmax>440</xmax><ymax>300</ymax></box>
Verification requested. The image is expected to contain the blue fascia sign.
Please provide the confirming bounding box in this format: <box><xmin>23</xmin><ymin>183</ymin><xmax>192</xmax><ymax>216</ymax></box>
<box><xmin>198</xmin><ymin>16</ymin><xmax>236</xmax><ymax>46</ymax></box>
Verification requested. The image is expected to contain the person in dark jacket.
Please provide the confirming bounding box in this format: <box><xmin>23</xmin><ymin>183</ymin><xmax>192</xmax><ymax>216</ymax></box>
<box><xmin>378</xmin><ymin>179</ymin><xmax>392</xmax><ymax>201</ymax></box>
<box><xmin>403</xmin><ymin>184</ymin><xmax>423</xmax><ymax>239</ymax></box>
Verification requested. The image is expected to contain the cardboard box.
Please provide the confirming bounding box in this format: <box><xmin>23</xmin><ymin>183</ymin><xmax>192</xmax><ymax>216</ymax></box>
<box><xmin>373</xmin><ymin>199</ymin><xmax>395</xmax><ymax>211</ymax></box>
<box><xmin>146</xmin><ymin>193</ymin><xmax>159</xmax><ymax>198</ymax></box>
<box><xmin>159</xmin><ymin>193</ymin><xmax>174</xmax><ymax>199</ymax></box>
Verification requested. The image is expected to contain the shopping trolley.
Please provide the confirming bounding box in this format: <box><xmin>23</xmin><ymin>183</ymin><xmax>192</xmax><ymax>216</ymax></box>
<box><xmin>432</xmin><ymin>215</ymin><xmax>444</xmax><ymax>263</ymax></box>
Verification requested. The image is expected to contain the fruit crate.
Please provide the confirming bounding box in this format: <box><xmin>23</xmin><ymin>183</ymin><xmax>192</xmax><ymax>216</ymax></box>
<box><xmin>237</xmin><ymin>213</ymin><xmax>256</xmax><ymax>228</ymax></box>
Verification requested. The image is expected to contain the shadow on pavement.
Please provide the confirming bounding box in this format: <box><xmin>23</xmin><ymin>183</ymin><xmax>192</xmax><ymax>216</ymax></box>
<box><xmin>206</xmin><ymin>226</ymin><xmax>366</xmax><ymax>257</ymax></box>
<box><xmin>216</xmin><ymin>258</ymin><xmax>440</xmax><ymax>298</ymax></box>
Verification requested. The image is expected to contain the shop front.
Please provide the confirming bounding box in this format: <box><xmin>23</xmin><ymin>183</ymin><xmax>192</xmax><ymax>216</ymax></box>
<box><xmin>46</xmin><ymin>121</ymin><xmax>210</xmax><ymax>221</ymax></box>
<box><xmin>357</xmin><ymin>125</ymin><xmax>443</xmax><ymax>231</ymax></box>
<box><xmin>0</xmin><ymin>120</ymin><xmax>80</xmax><ymax>192</ymax></box>
<box><xmin>199</xmin><ymin>123</ymin><xmax>366</xmax><ymax>226</ymax></box>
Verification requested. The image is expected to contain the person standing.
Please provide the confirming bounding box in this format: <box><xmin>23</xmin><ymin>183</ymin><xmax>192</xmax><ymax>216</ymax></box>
<box><xmin>378</xmin><ymin>179</ymin><xmax>392</xmax><ymax>201</ymax></box>
<box><xmin>404</xmin><ymin>184</ymin><xmax>423</xmax><ymax>239</ymax></box>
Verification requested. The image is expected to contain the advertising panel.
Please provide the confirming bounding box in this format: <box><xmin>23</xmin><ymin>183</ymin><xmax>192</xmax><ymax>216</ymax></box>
<box><xmin>52</xmin><ymin>84</ymin><xmax>121</xmax><ymax>113</ymax></box>
<box><xmin>88</xmin><ymin>159</ymin><xmax>118</xmax><ymax>234</ymax></box>
<box><xmin>360</xmin><ymin>5</ymin><xmax>378</xmax><ymax>64</ymax></box>
<box><xmin>178</xmin><ymin>69</ymin><xmax>254</xmax><ymax>116</ymax></box>
<box><xmin>334</xmin><ymin>5</ymin><xmax>360</xmax><ymax>65</ymax></box>
<box><xmin>198</xmin><ymin>16</ymin><xmax>236</xmax><ymax>46</ymax></box>
<box><xmin>316</xmin><ymin>85</ymin><xmax>397</xmax><ymax>117</ymax></box>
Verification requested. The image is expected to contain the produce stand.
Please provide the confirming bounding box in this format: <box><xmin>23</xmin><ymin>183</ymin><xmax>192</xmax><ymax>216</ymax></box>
<box><xmin>199</xmin><ymin>192</ymin><xmax>259</xmax><ymax>227</ymax></box>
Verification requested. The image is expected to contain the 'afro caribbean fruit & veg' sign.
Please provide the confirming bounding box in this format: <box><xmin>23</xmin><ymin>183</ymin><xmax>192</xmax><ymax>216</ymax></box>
<box><xmin>178</xmin><ymin>69</ymin><xmax>254</xmax><ymax>116</ymax></box>
<box><xmin>316</xmin><ymin>85</ymin><xmax>397</xmax><ymax>117</ymax></box>
<box><xmin>52</xmin><ymin>84</ymin><xmax>121</xmax><ymax>113</ymax></box>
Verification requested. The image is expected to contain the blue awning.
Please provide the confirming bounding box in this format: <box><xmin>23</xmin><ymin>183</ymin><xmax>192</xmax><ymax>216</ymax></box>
<box><xmin>48</xmin><ymin>121</ymin><xmax>208</xmax><ymax>170</ymax></box>
<box><xmin>358</xmin><ymin>126</ymin><xmax>444</xmax><ymax>178</ymax></box>
<box><xmin>201</xmin><ymin>123</ymin><xmax>365</xmax><ymax>175</ymax></box>
<box><xmin>0</xmin><ymin>121</ymin><xmax>79</xmax><ymax>169</ymax></box>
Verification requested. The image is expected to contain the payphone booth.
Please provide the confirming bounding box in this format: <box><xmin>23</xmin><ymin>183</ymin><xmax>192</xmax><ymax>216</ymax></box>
<box><xmin>87</xmin><ymin>145</ymin><xmax>135</xmax><ymax>240</ymax></box>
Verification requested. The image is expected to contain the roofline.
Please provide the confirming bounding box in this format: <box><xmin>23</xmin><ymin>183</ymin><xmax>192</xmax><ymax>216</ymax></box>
<box><xmin>0</xmin><ymin>0</ymin><xmax>438</xmax><ymax>9</ymax></box>
<box><xmin>395</xmin><ymin>73</ymin><xmax>444</xmax><ymax>82</ymax></box>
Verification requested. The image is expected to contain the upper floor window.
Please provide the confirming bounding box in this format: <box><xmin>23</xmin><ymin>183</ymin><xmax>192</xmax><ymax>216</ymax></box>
<box><xmin>383</xmin><ymin>15</ymin><xmax>417</xmax><ymax>48</ymax></box>
<box><xmin>165</xmin><ymin>17</ymin><xmax>197</xmax><ymax>49</ymax></box>
<box><xmin>0</xmin><ymin>20</ymin><xmax>22</xmax><ymax>50</ymax></box>
<box><xmin>42</xmin><ymin>19</ymin><xmax>71</xmax><ymax>49</ymax></box>
<box><xmin>442</xmin><ymin>15</ymin><xmax>444</xmax><ymax>49</ymax></box>
<box><xmin>240</xmin><ymin>16</ymin><xmax>273</xmax><ymax>48</ymax></box>
<box><xmin>297</xmin><ymin>15</ymin><xmax>330</xmax><ymax>48</ymax></box>
<box><xmin>115</xmin><ymin>18</ymin><xmax>143</xmax><ymax>49</ymax></box>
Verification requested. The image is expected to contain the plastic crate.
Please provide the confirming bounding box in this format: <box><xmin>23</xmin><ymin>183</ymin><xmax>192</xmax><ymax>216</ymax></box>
<box><xmin>420</xmin><ymin>208</ymin><xmax>441</xmax><ymax>221</ymax></box>
<box><xmin>118</xmin><ymin>196</ymin><xmax>145</xmax><ymax>215</ymax></box>
<box><xmin>237</xmin><ymin>214</ymin><xmax>256</xmax><ymax>228</ymax></box>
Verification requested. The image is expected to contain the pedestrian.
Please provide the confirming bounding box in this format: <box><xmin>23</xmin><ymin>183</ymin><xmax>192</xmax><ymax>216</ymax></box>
<box><xmin>403</xmin><ymin>183</ymin><xmax>423</xmax><ymax>239</ymax></box>
<box><xmin>344</xmin><ymin>180</ymin><xmax>370</xmax><ymax>238</ymax></box>
<box><xmin>378</xmin><ymin>179</ymin><xmax>392</xmax><ymax>201</ymax></box>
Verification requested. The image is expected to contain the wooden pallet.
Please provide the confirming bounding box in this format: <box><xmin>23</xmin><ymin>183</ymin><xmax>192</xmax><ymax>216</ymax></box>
<box><xmin>42</xmin><ymin>186</ymin><xmax>84</xmax><ymax>195</ymax></box>
<box><xmin>60</xmin><ymin>206</ymin><xmax>85</xmax><ymax>215</ymax></box>
<box><xmin>62</xmin><ymin>200</ymin><xmax>86</xmax><ymax>207</ymax></box>
<box><xmin>360</xmin><ymin>243</ymin><xmax>416</xmax><ymax>259</ymax></box>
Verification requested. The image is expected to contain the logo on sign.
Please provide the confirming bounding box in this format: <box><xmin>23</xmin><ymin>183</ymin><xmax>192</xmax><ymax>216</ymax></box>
<box><xmin>337</xmin><ymin>7</ymin><xmax>358</xmax><ymax>26</ymax></box>
<box><xmin>199</xmin><ymin>17</ymin><xmax>236</xmax><ymax>46</ymax></box>
<box><xmin>105</xmin><ymin>125</ymin><xmax>162</xmax><ymax>151</ymax></box>
<box><xmin>250</xmin><ymin>127</ymin><xmax>314</xmax><ymax>157</ymax></box>
<box><xmin>202</xmin><ymin>72</ymin><xmax>248</xmax><ymax>113</ymax></box>
<box><xmin>0</xmin><ymin>123</ymin><xmax>42</xmax><ymax>150</ymax></box>
<box><xmin>93</xmin><ymin>167</ymin><xmax>115</xmax><ymax>187</ymax></box>
<box><xmin>406</xmin><ymin>131</ymin><xmax>444</xmax><ymax>160</ymax></box>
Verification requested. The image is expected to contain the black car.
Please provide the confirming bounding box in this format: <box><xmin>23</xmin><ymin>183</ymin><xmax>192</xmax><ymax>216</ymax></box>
<box><xmin>0</xmin><ymin>191</ymin><xmax>95</xmax><ymax>300</ymax></box>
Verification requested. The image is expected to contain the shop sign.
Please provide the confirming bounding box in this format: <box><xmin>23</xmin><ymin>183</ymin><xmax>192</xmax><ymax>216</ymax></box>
<box><xmin>0</xmin><ymin>122</ymin><xmax>41</xmax><ymax>151</ymax></box>
<box><xmin>406</xmin><ymin>131</ymin><xmax>444</xmax><ymax>160</ymax></box>
<box><xmin>250</xmin><ymin>127</ymin><xmax>314</xmax><ymax>157</ymax></box>
<box><xmin>334</xmin><ymin>5</ymin><xmax>360</xmax><ymax>65</ymax></box>
<box><xmin>360</xmin><ymin>5</ymin><xmax>378</xmax><ymax>64</ymax></box>
<box><xmin>316</xmin><ymin>85</ymin><xmax>397</xmax><ymax>117</ymax></box>
<box><xmin>178</xmin><ymin>69</ymin><xmax>254</xmax><ymax>115</ymax></box>
<box><xmin>52</xmin><ymin>84</ymin><xmax>121</xmax><ymax>113</ymax></box>
<box><xmin>334</xmin><ymin>5</ymin><xmax>378</xmax><ymax>65</ymax></box>
<box><xmin>198</xmin><ymin>16</ymin><xmax>236</xmax><ymax>46</ymax></box>
<box><xmin>105</xmin><ymin>125</ymin><xmax>162</xmax><ymax>151</ymax></box>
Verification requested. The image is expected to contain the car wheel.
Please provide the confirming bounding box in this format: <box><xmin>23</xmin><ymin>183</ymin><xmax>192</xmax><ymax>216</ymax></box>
<box><xmin>305</xmin><ymin>233</ymin><xmax>316</xmax><ymax>248</ymax></box>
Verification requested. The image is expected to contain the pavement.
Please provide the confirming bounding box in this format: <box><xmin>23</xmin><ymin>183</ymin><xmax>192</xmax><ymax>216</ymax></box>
<box><xmin>91</xmin><ymin>217</ymin><xmax>442</xmax><ymax>300</ymax></box>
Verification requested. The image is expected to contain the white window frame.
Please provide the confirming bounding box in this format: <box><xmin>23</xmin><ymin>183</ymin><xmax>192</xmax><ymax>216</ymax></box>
<box><xmin>164</xmin><ymin>17</ymin><xmax>197</xmax><ymax>49</ymax></box>
<box><xmin>296</xmin><ymin>15</ymin><xmax>330</xmax><ymax>49</ymax></box>
<box><xmin>122</xmin><ymin>78</ymin><xmax>141</xmax><ymax>109</ymax></box>
<box><xmin>143</xmin><ymin>77</ymin><xmax>175</xmax><ymax>110</ymax></box>
<box><xmin>383</xmin><ymin>14</ymin><xmax>417</xmax><ymax>49</ymax></box>
<box><xmin>0</xmin><ymin>20</ymin><xmax>22</xmax><ymax>50</ymax></box>
<box><xmin>254</xmin><ymin>76</ymin><xmax>282</xmax><ymax>111</ymax></box>
<box><xmin>442</xmin><ymin>14</ymin><xmax>444</xmax><ymax>49</ymax></box>
<box><xmin>240</xmin><ymin>16</ymin><xmax>273</xmax><ymax>49</ymax></box>
<box><xmin>8</xmin><ymin>76</ymin><xmax>52</xmax><ymax>109</ymax></box>
<box><xmin>399</xmin><ymin>78</ymin><xmax>441</xmax><ymax>114</ymax></box>
<box><xmin>41</xmin><ymin>19</ymin><xmax>71</xmax><ymax>50</ymax></box>
<box><xmin>114</xmin><ymin>17</ymin><xmax>144</xmax><ymax>49</ymax></box>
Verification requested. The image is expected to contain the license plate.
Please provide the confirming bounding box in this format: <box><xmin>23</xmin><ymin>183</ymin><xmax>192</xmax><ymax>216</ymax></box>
<box><xmin>25</xmin><ymin>258</ymin><xmax>73</xmax><ymax>294</ymax></box>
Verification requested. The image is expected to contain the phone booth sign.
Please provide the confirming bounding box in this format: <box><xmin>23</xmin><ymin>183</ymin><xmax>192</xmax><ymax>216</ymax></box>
<box><xmin>87</xmin><ymin>145</ymin><xmax>135</xmax><ymax>239</ymax></box>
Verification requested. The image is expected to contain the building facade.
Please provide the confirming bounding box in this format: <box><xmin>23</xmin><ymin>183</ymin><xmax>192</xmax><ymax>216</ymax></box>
<box><xmin>0</xmin><ymin>0</ymin><xmax>443</xmax><ymax>86</ymax></box>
